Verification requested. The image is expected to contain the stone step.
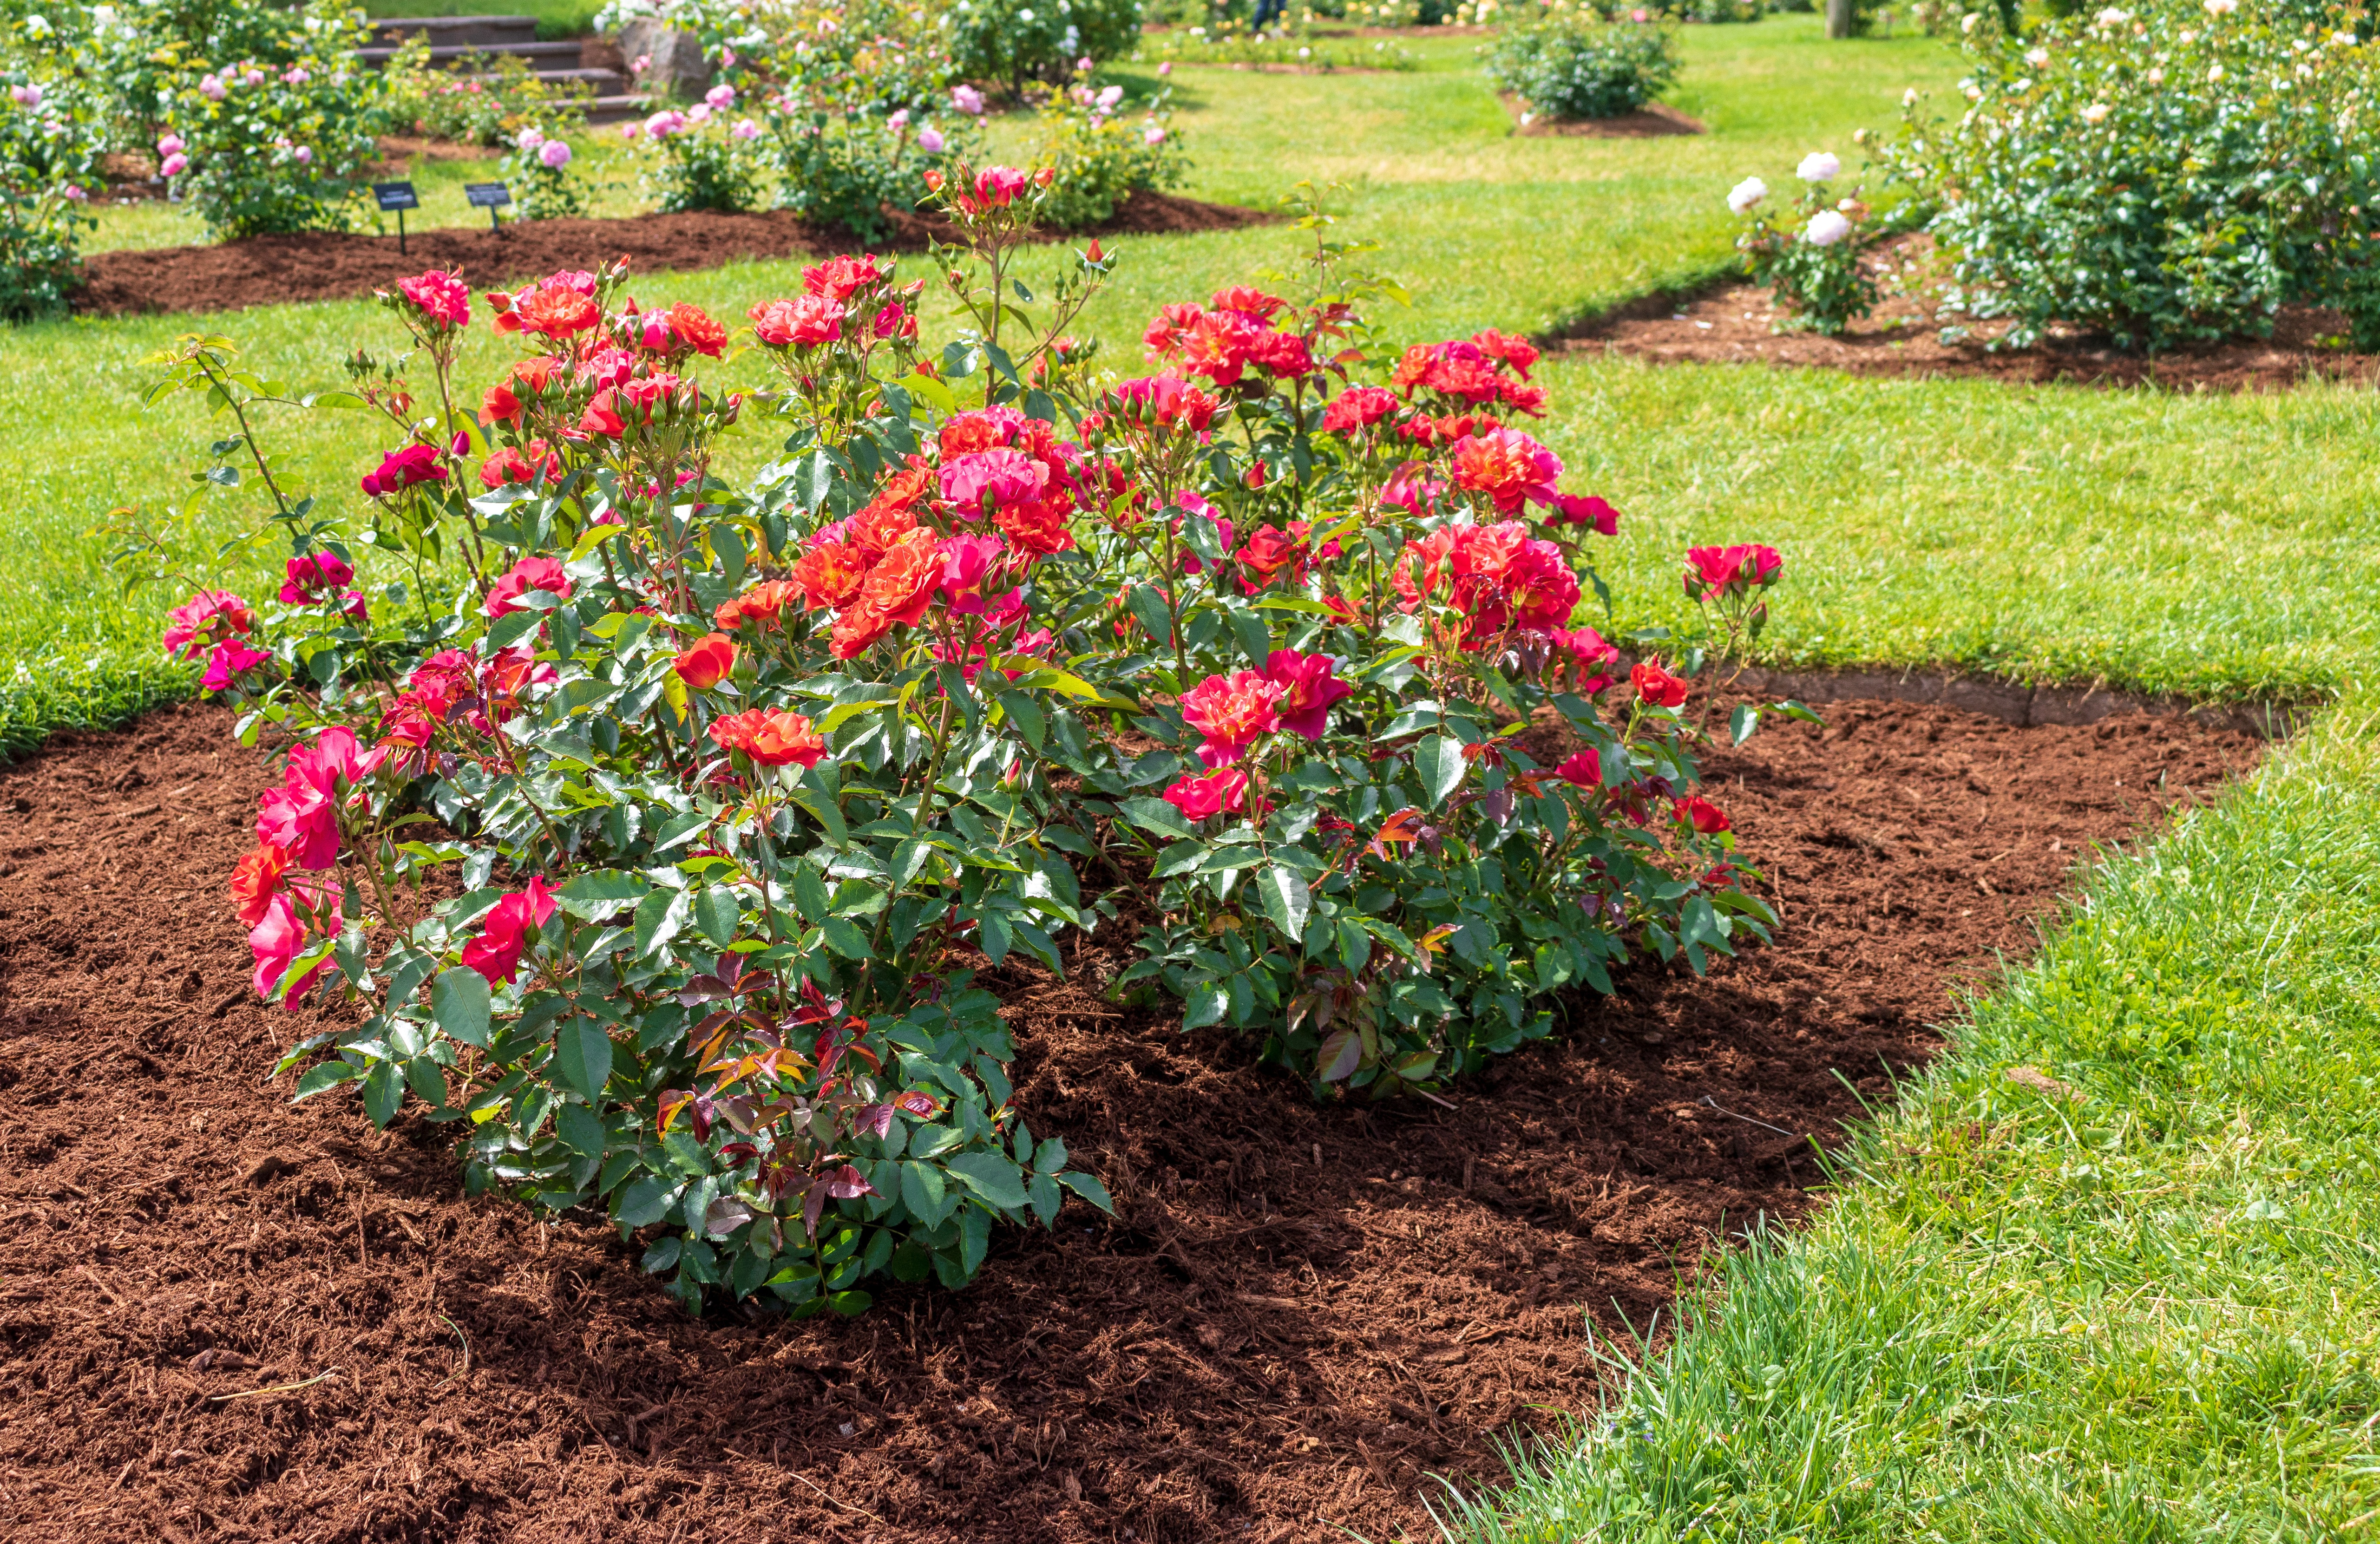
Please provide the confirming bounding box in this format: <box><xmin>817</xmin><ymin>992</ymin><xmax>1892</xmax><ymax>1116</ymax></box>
<box><xmin>585</xmin><ymin>93</ymin><xmax>650</xmax><ymax>124</ymax></box>
<box><xmin>370</xmin><ymin>14</ymin><xmax>542</xmax><ymax>48</ymax></box>
<box><xmin>359</xmin><ymin>38</ymin><xmax>585</xmax><ymax>67</ymax></box>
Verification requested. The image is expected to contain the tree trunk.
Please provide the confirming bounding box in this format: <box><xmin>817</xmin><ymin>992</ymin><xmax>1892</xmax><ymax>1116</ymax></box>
<box><xmin>1825</xmin><ymin>0</ymin><xmax>1854</xmax><ymax>38</ymax></box>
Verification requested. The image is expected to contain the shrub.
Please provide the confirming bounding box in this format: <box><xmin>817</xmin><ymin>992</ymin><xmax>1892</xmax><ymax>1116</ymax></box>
<box><xmin>1874</xmin><ymin>3</ymin><xmax>2380</xmax><ymax>353</ymax></box>
<box><xmin>499</xmin><ymin>127</ymin><xmax>589</xmax><ymax>220</ymax></box>
<box><xmin>380</xmin><ymin>41</ymin><xmax>589</xmax><ymax>150</ymax></box>
<box><xmin>1726</xmin><ymin>149</ymin><xmax>1879</xmax><ymax>335</ymax></box>
<box><xmin>1482</xmin><ymin>12</ymin><xmax>1678</xmax><ymax>121</ymax></box>
<box><xmin>1030</xmin><ymin>78</ymin><xmax>1185</xmax><ymax>228</ymax></box>
<box><xmin>1132</xmin><ymin>25</ymin><xmax>1424</xmax><ymax>71</ymax></box>
<box><xmin>0</xmin><ymin>71</ymin><xmax>99</xmax><ymax>320</ymax></box>
<box><xmin>940</xmin><ymin>0</ymin><xmax>1146</xmax><ymax>100</ymax></box>
<box><xmin>623</xmin><ymin>96</ymin><xmax>764</xmax><ymax>212</ymax></box>
<box><xmin>148</xmin><ymin>160</ymin><xmax>1786</xmax><ymax>1314</ymax></box>
<box><xmin>160</xmin><ymin>23</ymin><xmax>386</xmax><ymax>239</ymax></box>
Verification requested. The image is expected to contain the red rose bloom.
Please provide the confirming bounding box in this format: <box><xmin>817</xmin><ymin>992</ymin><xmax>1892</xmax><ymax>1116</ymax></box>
<box><xmin>790</xmin><ymin>539</ymin><xmax>872</xmax><ymax>612</ymax></box>
<box><xmin>1162</xmin><ymin>767</ymin><xmax>1249</xmax><ymax>822</ymax></box>
<box><xmin>459</xmin><ymin>877</ymin><xmax>557</xmax><ymax>987</ymax></box>
<box><xmin>1675</xmin><ymin>795</ymin><xmax>1730</xmax><ymax>834</ymax></box>
<box><xmin>1556</xmin><ymin>749</ymin><xmax>1601</xmax><ymax>788</ymax></box>
<box><xmin>1180</xmin><ymin>669</ymin><xmax>1285</xmax><ymax>767</ymax></box>
<box><xmin>1632</xmin><ymin>660</ymin><xmax>1689</xmax><ymax>708</ymax></box>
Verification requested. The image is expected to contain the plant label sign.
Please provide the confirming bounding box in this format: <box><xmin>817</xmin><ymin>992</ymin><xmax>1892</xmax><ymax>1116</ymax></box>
<box><xmin>372</xmin><ymin>181</ymin><xmax>419</xmax><ymax>211</ymax></box>
<box><xmin>466</xmin><ymin>181</ymin><xmax>512</xmax><ymax>231</ymax></box>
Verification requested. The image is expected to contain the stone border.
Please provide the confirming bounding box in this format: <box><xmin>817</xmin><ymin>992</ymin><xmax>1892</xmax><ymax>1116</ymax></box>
<box><xmin>1723</xmin><ymin>665</ymin><xmax>2312</xmax><ymax>741</ymax></box>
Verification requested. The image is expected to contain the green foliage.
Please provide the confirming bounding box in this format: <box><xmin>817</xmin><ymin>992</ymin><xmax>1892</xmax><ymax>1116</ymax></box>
<box><xmin>1128</xmin><ymin>22</ymin><xmax>1424</xmax><ymax>72</ymax></box>
<box><xmin>1029</xmin><ymin>79</ymin><xmax>1185</xmax><ymax>228</ymax></box>
<box><xmin>1482</xmin><ymin>11</ymin><xmax>1680</xmax><ymax>121</ymax></box>
<box><xmin>1876</xmin><ymin>5</ymin><xmax>2380</xmax><ymax>352</ymax></box>
<box><xmin>762</xmin><ymin>108</ymin><xmax>972</xmax><ymax>241</ymax></box>
<box><xmin>378</xmin><ymin>38</ymin><xmax>589</xmax><ymax>149</ymax></box>
<box><xmin>940</xmin><ymin>0</ymin><xmax>1146</xmax><ymax>101</ymax></box>
<box><xmin>498</xmin><ymin>129</ymin><xmax>590</xmax><ymax>220</ymax></box>
<box><xmin>0</xmin><ymin>71</ymin><xmax>98</xmax><ymax>321</ymax></box>
<box><xmin>630</xmin><ymin>106</ymin><xmax>764</xmax><ymax>213</ymax></box>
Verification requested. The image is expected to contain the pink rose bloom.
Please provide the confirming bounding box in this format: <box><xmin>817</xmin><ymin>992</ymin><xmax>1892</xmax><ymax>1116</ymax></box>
<box><xmin>1550</xmin><ymin>626</ymin><xmax>1622</xmax><ymax>693</ymax></box>
<box><xmin>540</xmin><ymin>138</ymin><xmax>572</xmax><ymax>168</ymax></box>
<box><xmin>161</xmin><ymin>589</ymin><xmax>254</xmax><ymax>660</ymax></box>
<box><xmin>201</xmin><ymin>639</ymin><xmax>272</xmax><ymax>692</ymax></box>
<box><xmin>459</xmin><ymin>876</ymin><xmax>557</xmax><ymax>987</ymax></box>
<box><xmin>1262</xmin><ymin>648</ymin><xmax>1353</xmax><ymax>740</ymax></box>
<box><xmin>1383</xmin><ymin>460</ymin><xmax>1444</xmax><ymax>516</ymax></box>
<box><xmin>704</xmin><ymin>82</ymin><xmax>737</xmax><ymax>107</ymax></box>
<box><xmin>939</xmin><ymin>448</ymin><xmax>1048</xmax><ymax>511</ymax></box>
<box><xmin>278</xmin><ymin>550</ymin><xmax>355</xmax><ymax>604</ymax></box>
<box><xmin>937</xmin><ymin>534</ymin><xmax>1008</xmax><ymax>604</ymax></box>
<box><xmin>918</xmin><ymin>126</ymin><xmax>945</xmax><ymax>153</ymax></box>
<box><xmin>1180</xmin><ymin>669</ymin><xmax>1285</xmax><ymax>768</ymax></box>
<box><xmin>156</xmin><ymin>133</ymin><xmax>185</xmax><ymax>156</ymax></box>
<box><xmin>1162</xmin><ymin>767</ymin><xmax>1248</xmax><ymax>823</ymax></box>
<box><xmin>200</xmin><ymin>74</ymin><xmax>226</xmax><ymax>99</ymax></box>
<box><xmin>360</xmin><ymin>443</ymin><xmax>447</xmax><ymax>498</ymax></box>
<box><xmin>643</xmin><ymin>108</ymin><xmax>687</xmax><ymax>138</ymax></box>
<box><xmin>1548</xmin><ymin>493</ymin><xmax>1620</xmax><ymax>535</ymax></box>
<box><xmin>249</xmin><ymin>891</ymin><xmax>339</xmax><ymax>1005</ymax></box>
<box><xmin>292</xmin><ymin>145</ymin><xmax>312</xmax><ymax>164</ymax></box>
<box><xmin>973</xmin><ymin>165</ymin><xmax>1029</xmax><ymax>207</ymax></box>
<box><xmin>255</xmin><ymin>779</ymin><xmax>335</xmax><ymax>869</ymax></box>
<box><xmin>730</xmin><ymin>118</ymin><xmax>760</xmax><ymax>140</ymax></box>
<box><xmin>160</xmin><ymin>152</ymin><xmax>189</xmax><ymax>177</ymax></box>
<box><xmin>951</xmin><ymin>84</ymin><xmax>985</xmax><ymax>115</ymax></box>
<box><xmin>9</xmin><ymin>84</ymin><xmax>39</xmax><ymax>107</ymax></box>
<box><xmin>1144</xmin><ymin>125</ymin><xmax>1166</xmax><ymax>146</ymax></box>
<box><xmin>484</xmin><ymin>555</ymin><xmax>571</xmax><ymax>618</ymax></box>
<box><xmin>1501</xmin><ymin>538</ymin><xmax>1581</xmax><ymax>632</ymax></box>
<box><xmin>397</xmin><ymin>268</ymin><xmax>469</xmax><ymax>328</ymax></box>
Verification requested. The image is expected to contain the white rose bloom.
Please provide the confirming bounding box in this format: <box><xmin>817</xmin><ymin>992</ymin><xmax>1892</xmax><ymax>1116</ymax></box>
<box><xmin>1727</xmin><ymin>175</ymin><xmax>1768</xmax><ymax>214</ymax></box>
<box><xmin>1805</xmin><ymin>209</ymin><xmax>1853</xmax><ymax>246</ymax></box>
<box><xmin>2203</xmin><ymin>0</ymin><xmax>2235</xmax><ymax>14</ymax></box>
<box><xmin>1796</xmin><ymin>150</ymin><xmax>1841</xmax><ymax>181</ymax></box>
<box><xmin>2081</xmin><ymin>101</ymin><xmax>2110</xmax><ymax>122</ymax></box>
<box><xmin>2093</xmin><ymin>7</ymin><xmax>2130</xmax><ymax>24</ymax></box>
<box><xmin>2010</xmin><ymin>78</ymin><xmax>2032</xmax><ymax>92</ymax></box>
<box><xmin>2209</xmin><ymin>63</ymin><xmax>2225</xmax><ymax>82</ymax></box>
<box><xmin>1903</xmin><ymin>86</ymin><xmax>1920</xmax><ymax>105</ymax></box>
<box><xmin>2025</xmin><ymin>47</ymin><xmax>2049</xmax><ymax>66</ymax></box>
<box><xmin>2147</xmin><ymin>66</ymin><xmax>2164</xmax><ymax>82</ymax></box>
<box><xmin>1961</xmin><ymin>11</ymin><xmax>1979</xmax><ymax>30</ymax></box>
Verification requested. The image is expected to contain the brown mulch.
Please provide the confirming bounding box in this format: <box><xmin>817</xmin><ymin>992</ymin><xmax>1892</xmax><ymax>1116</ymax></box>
<box><xmin>69</xmin><ymin>190</ymin><xmax>1269</xmax><ymax>319</ymax></box>
<box><xmin>1570</xmin><ymin>236</ymin><xmax>2380</xmax><ymax>391</ymax></box>
<box><xmin>0</xmin><ymin>697</ymin><xmax>2256</xmax><ymax>1541</ymax></box>
<box><xmin>1500</xmin><ymin>94</ymin><xmax>1704</xmax><ymax>137</ymax></box>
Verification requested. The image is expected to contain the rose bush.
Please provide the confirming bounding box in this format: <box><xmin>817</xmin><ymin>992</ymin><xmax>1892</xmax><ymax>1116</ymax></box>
<box><xmin>0</xmin><ymin>66</ymin><xmax>99</xmax><ymax>320</ymax></box>
<box><xmin>1029</xmin><ymin>74</ymin><xmax>1185</xmax><ymax>228</ymax></box>
<box><xmin>159</xmin><ymin>9</ymin><xmax>384</xmax><ymax>239</ymax></box>
<box><xmin>1874</xmin><ymin>2</ymin><xmax>2380</xmax><ymax>352</ymax></box>
<box><xmin>151</xmin><ymin>162</ymin><xmax>1790</xmax><ymax>1313</ymax></box>
<box><xmin>1726</xmin><ymin>149</ymin><xmax>1878</xmax><ymax>335</ymax></box>
<box><xmin>622</xmin><ymin>98</ymin><xmax>765</xmax><ymax>213</ymax></box>
<box><xmin>1482</xmin><ymin>10</ymin><xmax>1679</xmax><ymax>123</ymax></box>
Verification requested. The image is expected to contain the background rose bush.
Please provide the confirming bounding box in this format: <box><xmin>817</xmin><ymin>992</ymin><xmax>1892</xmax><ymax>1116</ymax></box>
<box><xmin>148</xmin><ymin>166</ymin><xmax>1787</xmax><ymax>1313</ymax></box>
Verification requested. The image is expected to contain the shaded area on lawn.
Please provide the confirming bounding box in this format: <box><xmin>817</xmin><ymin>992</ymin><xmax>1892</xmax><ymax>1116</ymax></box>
<box><xmin>68</xmin><ymin>190</ymin><xmax>1268</xmax><ymax>319</ymax></box>
<box><xmin>0</xmin><ymin>697</ymin><xmax>2252</xmax><ymax>1540</ymax></box>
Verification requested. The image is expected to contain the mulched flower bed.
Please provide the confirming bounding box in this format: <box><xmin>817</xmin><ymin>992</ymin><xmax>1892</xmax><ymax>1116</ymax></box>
<box><xmin>1568</xmin><ymin>236</ymin><xmax>2380</xmax><ymax>392</ymax></box>
<box><xmin>0</xmin><ymin>696</ymin><xmax>2256</xmax><ymax>1541</ymax></box>
<box><xmin>1498</xmin><ymin>95</ymin><xmax>1704</xmax><ymax>137</ymax></box>
<box><xmin>69</xmin><ymin>190</ymin><xmax>1267</xmax><ymax>320</ymax></box>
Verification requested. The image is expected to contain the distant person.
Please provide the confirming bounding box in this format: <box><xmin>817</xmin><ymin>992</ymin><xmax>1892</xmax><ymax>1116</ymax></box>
<box><xmin>1250</xmin><ymin>0</ymin><xmax>1284</xmax><ymax>30</ymax></box>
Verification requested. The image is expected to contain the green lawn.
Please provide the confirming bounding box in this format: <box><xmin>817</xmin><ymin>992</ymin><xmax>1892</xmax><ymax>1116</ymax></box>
<box><xmin>17</xmin><ymin>22</ymin><xmax>2380</xmax><ymax>1536</ymax></box>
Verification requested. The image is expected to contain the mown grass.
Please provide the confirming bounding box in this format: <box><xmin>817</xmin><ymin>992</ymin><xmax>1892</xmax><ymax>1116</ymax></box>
<box><xmin>1443</xmin><ymin>691</ymin><xmax>2380</xmax><ymax>1542</ymax></box>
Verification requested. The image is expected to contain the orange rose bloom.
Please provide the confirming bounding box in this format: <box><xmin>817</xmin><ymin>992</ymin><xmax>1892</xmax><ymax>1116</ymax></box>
<box><xmin>516</xmin><ymin>286</ymin><xmax>601</xmax><ymax>338</ymax></box>
<box><xmin>671</xmin><ymin>632</ymin><xmax>737</xmax><ymax>690</ymax></box>
<box><xmin>994</xmin><ymin>494</ymin><xmax>1075</xmax><ymax>558</ymax></box>
<box><xmin>230</xmin><ymin>844</ymin><xmax>292</xmax><ymax>928</ymax></box>
<box><xmin>481</xmin><ymin>382</ymin><xmax>522</xmax><ymax>428</ymax></box>
<box><xmin>831</xmin><ymin>531</ymin><xmax>938</xmax><ymax>659</ymax></box>
<box><xmin>714</xmin><ymin>579</ymin><xmax>800</xmax><ymax>631</ymax></box>
<box><xmin>845</xmin><ymin>501</ymin><xmax>919</xmax><ymax>562</ymax></box>
<box><xmin>711</xmin><ymin>708</ymin><xmax>826</xmax><ymax>768</ymax></box>
<box><xmin>668</xmin><ymin>302</ymin><xmax>727</xmax><ymax>357</ymax></box>
<box><xmin>869</xmin><ymin>465</ymin><xmax>935</xmax><ymax>512</ymax></box>
<box><xmin>790</xmin><ymin>540</ymin><xmax>871</xmax><ymax>612</ymax></box>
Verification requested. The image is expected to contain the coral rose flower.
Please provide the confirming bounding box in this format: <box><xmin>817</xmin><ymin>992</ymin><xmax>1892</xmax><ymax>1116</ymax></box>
<box><xmin>1684</xmin><ymin>543</ymin><xmax>1784</xmax><ymax>600</ymax></box>
<box><xmin>1632</xmin><ymin>660</ymin><xmax>1689</xmax><ymax>708</ymax></box>
<box><xmin>1449</xmin><ymin>428</ymin><xmax>1563</xmax><ymax>514</ymax></box>
<box><xmin>485</xmin><ymin>556</ymin><xmax>571</xmax><ymax>619</ymax></box>
<box><xmin>715</xmin><ymin>579</ymin><xmax>800</xmax><ymax>630</ymax></box>
<box><xmin>1320</xmin><ymin>386</ymin><xmax>1399</xmax><ymax>432</ymax></box>
<box><xmin>249</xmin><ymin>891</ymin><xmax>339</xmax><ymax>1005</ymax></box>
<box><xmin>229</xmin><ymin>844</ymin><xmax>293</xmax><ymax>928</ymax></box>
<box><xmin>666</xmin><ymin>302</ymin><xmax>727</xmax><ymax>357</ymax></box>
<box><xmin>671</xmin><ymin>632</ymin><xmax>737</xmax><ymax>690</ymax></box>
<box><xmin>395</xmin><ymin>269</ymin><xmax>471</xmax><ymax>329</ymax></box>
<box><xmin>801</xmin><ymin>253</ymin><xmax>891</xmax><ymax>299</ymax></box>
<box><xmin>994</xmin><ymin>495</ymin><xmax>1075</xmax><ymax>558</ymax></box>
<box><xmin>1180</xmin><ymin>669</ymin><xmax>1285</xmax><ymax>767</ymax></box>
<box><xmin>749</xmin><ymin>294</ymin><xmax>846</xmax><ymax>347</ymax></box>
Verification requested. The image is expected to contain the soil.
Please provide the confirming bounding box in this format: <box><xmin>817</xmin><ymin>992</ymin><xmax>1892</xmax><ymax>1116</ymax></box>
<box><xmin>0</xmin><ymin>697</ymin><xmax>2256</xmax><ymax>1542</ymax></box>
<box><xmin>1499</xmin><ymin>95</ymin><xmax>1705</xmax><ymax>137</ymax></box>
<box><xmin>69</xmin><ymin>190</ymin><xmax>1270</xmax><ymax>320</ymax></box>
<box><xmin>1570</xmin><ymin>236</ymin><xmax>2380</xmax><ymax>392</ymax></box>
